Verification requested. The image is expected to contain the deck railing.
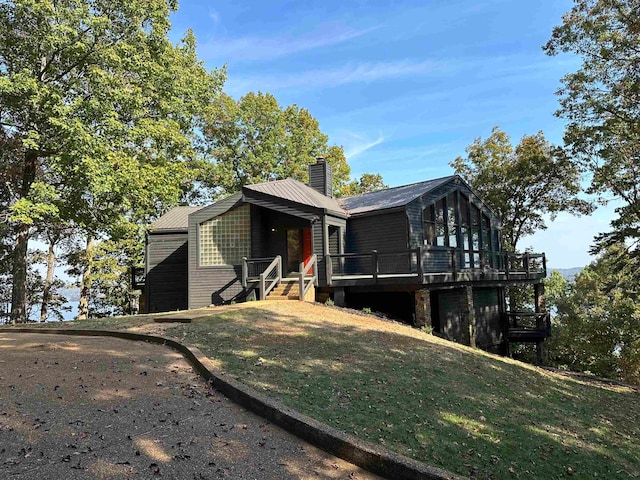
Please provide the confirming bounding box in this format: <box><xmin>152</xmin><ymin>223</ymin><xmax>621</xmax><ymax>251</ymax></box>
<box><xmin>327</xmin><ymin>248</ymin><xmax>545</xmax><ymax>285</ymax></box>
<box><xmin>298</xmin><ymin>254</ymin><xmax>317</xmax><ymax>301</ymax></box>
<box><xmin>327</xmin><ymin>248</ymin><xmax>422</xmax><ymax>285</ymax></box>
<box><xmin>242</xmin><ymin>257</ymin><xmax>278</xmax><ymax>285</ymax></box>
<box><xmin>505</xmin><ymin>311</ymin><xmax>552</xmax><ymax>341</ymax></box>
<box><xmin>242</xmin><ymin>256</ymin><xmax>282</xmax><ymax>300</ymax></box>
<box><xmin>422</xmin><ymin>249</ymin><xmax>546</xmax><ymax>278</ymax></box>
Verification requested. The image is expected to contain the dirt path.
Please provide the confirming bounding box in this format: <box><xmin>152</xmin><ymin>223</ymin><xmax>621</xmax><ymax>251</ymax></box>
<box><xmin>0</xmin><ymin>333</ymin><xmax>380</xmax><ymax>480</ymax></box>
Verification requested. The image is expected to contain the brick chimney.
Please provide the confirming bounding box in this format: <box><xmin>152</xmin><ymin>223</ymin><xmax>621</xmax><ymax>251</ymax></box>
<box><xmin>308</xmin><ymin>157</ymin><xmax>333</xmax><ymax>198</ymax></box>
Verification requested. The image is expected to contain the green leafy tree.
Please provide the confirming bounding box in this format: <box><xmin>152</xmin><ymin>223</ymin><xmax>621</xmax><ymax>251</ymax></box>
<box><xmin>343</xmin><ymin>173</ymin><xmax>388</xmax><ymax>196</ymax></box>
<box><xmin>203</xmin><ymin>92</ymin><xmax>350</xmax><ymax>198</ymax></box>
<box><xmin>0</xmin><ymin>0</ymin><xmax>224</xmax><ymax>322</ymax></box>
<box><xmin>451</xmin><ymin>127</ymin><xmax>593</xmax><ymax>251</ymax></box>
<box><xmin>546</xmin><ymin>245</ymin><xmax>640</xmax><ymax>384</ymax></box>
<box><xmin>544</xmin><ymin>0</ymin><xmax>640</xmax><ymax>262</ymax></box>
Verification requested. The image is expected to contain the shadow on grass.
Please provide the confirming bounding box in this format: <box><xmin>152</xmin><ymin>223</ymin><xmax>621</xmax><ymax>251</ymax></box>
<box><xmin>167</xmin><ymin>307</ymin><xmax>640</xmax><ymax>479</ymax></box>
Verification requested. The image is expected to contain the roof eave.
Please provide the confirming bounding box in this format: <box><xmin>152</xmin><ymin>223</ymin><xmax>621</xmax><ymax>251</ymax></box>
<box><xmin>345</xmin><ymin>205</ymin><xmax>407</xmax><ymax>218</ymax></box>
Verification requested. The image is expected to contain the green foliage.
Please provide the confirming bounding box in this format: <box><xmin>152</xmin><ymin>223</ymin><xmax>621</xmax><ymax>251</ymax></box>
<box><xmin>545</xmin><ymin>0</ymin><xmax>640</xmax><ymax>259</ymax></box>
<box><xmin>546</xmin><ymin>245</ymin><xmax>640</xmax><ymax>384</ymax></box>
<box><xmin>451</xmin><ymin>127</ymin><xmax>592</xmax><ymax>251</ymax></box>
<box><xmin>342</xmin><ymin>173</ymin><xmax>388</xmax><ymax>196</ymax></box>
<box><xmin>1</xmin><ymin>0</ymin><xmax>224</xmax><ymax>320</ymax></box>
<box><xmin>202</xmin><ymin>92</ymin><xmax>350</xmax><ymax>198</ymax></box>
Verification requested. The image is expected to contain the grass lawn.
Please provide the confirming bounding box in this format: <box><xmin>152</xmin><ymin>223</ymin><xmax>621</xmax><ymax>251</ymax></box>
<box><xmin>18</xmin><ymin>302</ymin><xmax>640</xmax><ymax>479</ymax></box>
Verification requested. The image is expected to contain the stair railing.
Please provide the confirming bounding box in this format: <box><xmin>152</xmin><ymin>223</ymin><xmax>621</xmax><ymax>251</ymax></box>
<box><xmin>259</xmin><ymin>255</ymin><xmax>282</xmax><ymax>300</ymax></box>
<box><xmin>298</xmin><ymin>255</ymin><xmax>317</xmax><ymax>302</ymax></box>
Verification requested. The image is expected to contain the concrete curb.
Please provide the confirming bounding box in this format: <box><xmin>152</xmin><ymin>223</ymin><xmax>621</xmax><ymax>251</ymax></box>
<box><xmin>6</xmin><ymin>328</ymin><xmax>465</xmax><ymax>480</ymax></box>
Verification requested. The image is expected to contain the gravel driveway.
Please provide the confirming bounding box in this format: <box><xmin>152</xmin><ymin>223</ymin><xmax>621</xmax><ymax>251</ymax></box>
<box><xmin>0</xmin><ymin>332</ymin><xmax>380</xmax><ymax>480</ymax></box>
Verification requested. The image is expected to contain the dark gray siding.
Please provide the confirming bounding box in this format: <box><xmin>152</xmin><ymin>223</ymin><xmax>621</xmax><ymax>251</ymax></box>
<box><xmin>188</xmin><ymin>193</ymin><xmax>245</xmax><ymax>309</ymax></box>
<box><xmin>473</xmin><ymin>287</ymin><xmax>503</xmax><ymax>350</ymax></box>
<box><xmin>436</xmin><ymin>288</ymin><xmax>469</xmax><ymax>344</ymax></box>
<box><xmin>146</xmin><ymin>232</ymin><xmax>188</xmax><ymax>313</ymax></box>
<box><xmin>345</xmin><ymin>210</ymin><xmax>408</xmax><ymax>253</ymax></box>
<box><xmin>328</xmin><ymin>226</ymin><xmax>340</xmax><ymax>255</ymax></box>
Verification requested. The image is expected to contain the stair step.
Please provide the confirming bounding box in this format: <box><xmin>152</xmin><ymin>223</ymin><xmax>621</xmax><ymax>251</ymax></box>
<box><xmin>266</xmin><ymin>295</ymin><xmax>299</xmax><ymax>300</ymax></box>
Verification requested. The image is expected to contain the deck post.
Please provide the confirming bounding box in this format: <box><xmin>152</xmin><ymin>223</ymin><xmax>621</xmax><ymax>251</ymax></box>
<box><xmin>241</xmin><ymin>257</ymin><xmax>248</xmax><ymax>288</ymax></box>
<box><xmin>325</xmin><ymin>254</ymin><xmax>332</xmax><ymax>286</ymax></box>
<box><xmin>259</xmin><ymin>274</ymin><xmax>266</xmax><ymax>301</ymax></box>
<box><xmin>277</xmin><ymin>256</ymin><xmax>282</xmax><ymax>282</ymax></box>
<box><xmin>542</xmin><ymin>253</ymin><xmax>547</xmax><ymax>277</ymax></box>
<box><xmin>416</xmin><ymin>247</ymin><xmax>423</xmax><ymax>280</ymax></box>
<box><xmin>371</xmin><ymin>250</ymin><xmax>378</xmax><ymax>283</ymax></box>
<box><xmin>524</xmin><ymin>252</ymin><xmax>530</xmax><ymax>277</ymax></box>
<box><xmin>464</xmin><ymin>286</ymin><xmax>477</xmax><ymax>348</ymax></box>
<box><xmin>414</xmin><ymin>288</ymin><xmax>431</xmax><ymax>329</ymax></box>
<box><xmin>334</xmin><ymin>287</ymin><xmax>345</xmax><ymax>307</ymax></box>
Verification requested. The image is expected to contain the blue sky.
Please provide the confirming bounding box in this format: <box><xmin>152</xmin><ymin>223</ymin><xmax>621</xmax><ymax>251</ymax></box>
<box><xmin>169</xmin><ymin>0</ymin><xmax>613</xmax><ymax>269</ymax></box>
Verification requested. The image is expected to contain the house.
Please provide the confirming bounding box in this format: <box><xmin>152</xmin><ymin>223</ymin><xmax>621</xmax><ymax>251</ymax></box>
<box><xmin>141</xmin><ymin>159</ymin><xmax>549</xmax><ymax>358</ymax></box>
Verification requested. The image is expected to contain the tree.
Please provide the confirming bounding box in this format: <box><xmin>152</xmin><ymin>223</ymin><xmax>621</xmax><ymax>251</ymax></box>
<box><xmin>342</xmin><ymin>173</ymin><xmax>388</xmax><ymax>196</ymax></box>
<box><xmin>451</xmin><ymin>127</ymin><xmax>593</xmax><ymax>251</ymax></box>
<box><xmin>544</xmin><ymin>0</ymin><xmax>640</xmax><ymax>262</ymax></box>
<box><xmin>545</xmin><ymin>245</ymin><xmax>640</xmax><ymax>384</ymax></box>
<box><xmin>202</xmin><ymin>92</ymin><xmax>350</xmax><ymax>198</ymax></box>
<box><xmin>0</xmin><ymin>0</ymin><xmax>224</xmax><ymax>322</ymax></box>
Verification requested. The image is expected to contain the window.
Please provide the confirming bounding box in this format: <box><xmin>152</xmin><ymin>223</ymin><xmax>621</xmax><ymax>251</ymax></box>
<box><xmin>423</xmin><ymin>191</ymin><xmax>498</xmax><ymax>270</ymax></box>
<box><xmin>423</xmin><ymin>204</ymin><xmax>437</xmax><ymax>246</ymax></box>
<box><xmin>199</xmin><ymin>205</ymin><xmax>250</xmax><ymax>266</ymax></box>
<box><xmin>446</xmin><ymin>192</ymin><xmax>458</xmax><ymax>248</ymax></box>
<box><xmin>470</xmin><ymin>204</ymin><xmax>481</xmax><ymax>267</ymax></box>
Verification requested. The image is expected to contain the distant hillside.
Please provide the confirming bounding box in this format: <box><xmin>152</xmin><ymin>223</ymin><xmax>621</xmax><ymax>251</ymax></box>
<box><xmin>551</xmin><ymin>267</ymin><xmax>584</xmax><ymax>282</ymax></box>
<box><xmin>59</xmin><ymin>287</ymin><xmax>80</xmax><ymax>302</ymax></box>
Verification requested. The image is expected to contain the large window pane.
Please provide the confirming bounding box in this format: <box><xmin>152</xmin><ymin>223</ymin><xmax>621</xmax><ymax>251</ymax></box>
<box><xmin>199</xmin><ymin>205</ymin><xmax>251</xmax><ymax>266</ymax></box>
<box><xmin>436</xmin><ymin>223</ymin><xmax>446</xmax><ymax>246</ymax></box>
<box><xmin>472</xmin><ymin>228</ymin><xmax>480</xmax><ymax>250</ymax></box>
<box><xmin>460</xmin><ymin>194</ymin><xmax>470</xmax><ymax>226</ymax></box>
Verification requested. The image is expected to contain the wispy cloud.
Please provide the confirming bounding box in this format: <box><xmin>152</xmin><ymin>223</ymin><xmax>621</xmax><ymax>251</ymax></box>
<box><xmin>226</xmin><ymin>59</ymin><xmax>439</xmax><ymax>94</ymax></box>
<box><xmin>199</xmin><ymin>24</ymin><xmax>378</xmax><ymax>62</ymax></box>
<box><xmin>343</xmin><ymin>131</ymin><xmax>385</xmax><ymax>159</ymax></box>
<box><xmin>208</xmin><ymin>8</ymin><xmax>220</xmax><ymax>25</ymax></box>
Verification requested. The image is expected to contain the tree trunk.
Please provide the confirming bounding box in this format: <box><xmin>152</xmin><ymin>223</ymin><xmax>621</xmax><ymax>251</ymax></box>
<box><xmin>10</xmin><ymin>151</ymin><xmax>37</xmax><ymax>324</ymax></box>
<box><xmin>10</xmin><ymin>223</ymin><xmax>30</xmax><ymax>324</ymax></box>
<box><xmin>77</xmin><ymin>235</ymin><xmax>94</xmax><ymax>320</ymax></box>
<box><xmin>39</xmin><ymin>240</ymin><xmax>57</xmax><ymax>322</ymax></box>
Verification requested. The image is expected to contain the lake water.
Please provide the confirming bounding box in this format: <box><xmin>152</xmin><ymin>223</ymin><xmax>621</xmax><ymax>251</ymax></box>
<box><xmin>62</xmin><ymin>302</ymin><xmax>78</xmax><ymax>321</ymax></box>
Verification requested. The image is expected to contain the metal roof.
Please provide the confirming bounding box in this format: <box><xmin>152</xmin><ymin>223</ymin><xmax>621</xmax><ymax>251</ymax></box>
<box><xmin>150</xmin><ymin>206</ymin><xmax>203</xmax><ymax>232</ymax></box>
<box><xmin>244</xmin><ymin>178</ymin><xmax>347</xmax><ymax>216</ymax></box>
<box><xmin>339</xmin><ymin>176</ymin><xmax>456</xmax><ymax>215</ymax></box>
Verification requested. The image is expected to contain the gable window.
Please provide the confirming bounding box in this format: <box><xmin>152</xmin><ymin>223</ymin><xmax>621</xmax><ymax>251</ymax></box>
<box><xmin>199</xmin><ymin>205</ymin><xmax>250</xmax><ymax>266</ymax></box>
<box><xmin>423</xmin><ymin>191</ymin><xmax>499</xmax><ymax>269</ymax></box>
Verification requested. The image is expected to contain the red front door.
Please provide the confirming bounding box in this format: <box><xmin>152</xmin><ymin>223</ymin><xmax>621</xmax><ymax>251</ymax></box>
<box><xmin>302</xmin><ymin>227</ymin><xmax>313</xmax><ymax>272</ymax></box>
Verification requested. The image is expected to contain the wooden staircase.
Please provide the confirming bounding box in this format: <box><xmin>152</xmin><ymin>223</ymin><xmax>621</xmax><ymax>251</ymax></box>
<box><xmin>266</xmin><ymin>281</ymin><xmax>300</xmax><ymax>300</ymax></box>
